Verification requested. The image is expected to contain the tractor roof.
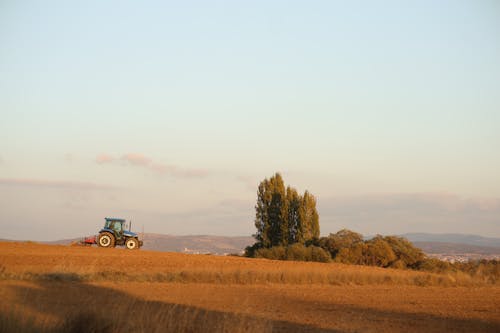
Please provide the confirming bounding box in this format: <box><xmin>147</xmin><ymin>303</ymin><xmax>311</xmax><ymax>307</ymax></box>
<box><xmin>105</xmin><ymin>217</ymin><xmax>126</xmax><ymax>222</ymax></box>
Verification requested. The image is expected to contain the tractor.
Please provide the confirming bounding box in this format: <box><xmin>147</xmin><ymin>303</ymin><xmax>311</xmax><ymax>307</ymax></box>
<box><xmin>96</xmin><ymin>217</ymin><xmax>143</xmax><ymax>250</ymax></box>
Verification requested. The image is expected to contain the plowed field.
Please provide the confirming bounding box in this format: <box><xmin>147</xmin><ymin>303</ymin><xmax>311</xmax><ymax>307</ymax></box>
<box><xmin>1</xmin><ymin>242</ymin><xmax>499</xmax><ymax>332</ymax></box>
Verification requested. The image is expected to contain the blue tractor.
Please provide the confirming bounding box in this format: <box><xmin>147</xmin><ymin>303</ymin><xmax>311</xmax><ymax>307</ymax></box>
<box><xmin>96</xmin><ymin>217</ymin><xmax>143</xmax><ymax>250</ymax></box>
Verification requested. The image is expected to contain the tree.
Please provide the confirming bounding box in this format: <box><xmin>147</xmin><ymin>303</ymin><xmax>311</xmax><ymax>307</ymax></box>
<box><xmin>254</xmin><ymin>178</ymin><xmax>271</xmax><ymax>248</ymax></box>
<box><xmin>364</xmin><ymin>237</ymin><xmax>396</xmax><ymax>267</ymax></box>
<box><xmin>335</xmin><ymin>242</ymin><xmax>366</xmax><ymax>265</ymax></box>
<box><xmin>299</xmin><ymin>191</ymin><xmax>320</xmax><ymax>242</ymax></box>
<box><xmin>254</xmin><ymin>173</ymin><xmax>288</xmax><ymax>247</ymax></box>
<box><xmin>319</xmin><ymin>229</ymin><xmax>364</xmax><ymax>258</ymax></box>
<box><xmin>286</xmin><ymin>186</ymin><xmax>302</xmax><ymax>244</ymax></box>
<box><xmin>252</xmin><ymin>173</ymin><xmax>320</xmax><ymax>250</ymax></box>
<box><xmin>382</xmin><ymin>236</ymin><xmax>425</xmax><ymax>269</ymax></box>
<box><xmin>268</xmin><ymin>173</ymin><xmax>288</xmax><ymax>246</ymax></box>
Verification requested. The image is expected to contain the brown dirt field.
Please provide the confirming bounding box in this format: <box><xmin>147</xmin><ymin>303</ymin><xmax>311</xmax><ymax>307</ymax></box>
<box><xmin>1</xmin><ymin>242</ymin><xmax>499</xmax><ymax>332</ymax></box>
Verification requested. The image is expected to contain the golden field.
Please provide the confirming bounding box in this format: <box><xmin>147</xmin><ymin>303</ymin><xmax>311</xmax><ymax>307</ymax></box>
<box><xmin>0</xmin><ymin>241</ymin><xmax>499</xmax><ymax>332</ymax></box>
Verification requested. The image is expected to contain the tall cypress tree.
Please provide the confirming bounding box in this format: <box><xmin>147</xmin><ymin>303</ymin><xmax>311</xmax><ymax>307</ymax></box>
<box><xmin>254</xmin><ymin>178</ymin><xmax>271</xmax><ymax>247</ymax></box>
<box><xmin>286</xmin><ymin>186</ymin><xmax>301</xmax><ymax>244</ymax></box>
<box><xmin>301</xmin><ymin>191</ymin><xmax>320</xmax><ymax>241</ymax></box>
<box><xmin>253</xmin><ymin>173</ymin><xmax>319</xmax><ymax>248</ymax></box>
<box><xmin>267</xmin><ymin>173</ymin><xmax>287</xmax><ymax>246</ymax></box>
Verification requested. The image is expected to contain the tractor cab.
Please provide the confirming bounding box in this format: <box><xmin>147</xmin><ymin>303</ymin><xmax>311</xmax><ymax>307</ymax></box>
<box><xmin>103</xmin><ymin>218</ymin><xmax>125</xmax><ymax>240</ymax></box>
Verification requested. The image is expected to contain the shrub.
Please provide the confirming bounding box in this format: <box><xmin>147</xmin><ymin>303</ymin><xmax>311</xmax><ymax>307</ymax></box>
<box><xmin>390</xmin><ymin>260</ymin><xmax>406</xmax><ymax>270</ymax></box>
<box><xmin>320</xmin><ymin>230</ymin><xmax>428</xmax><ymax>270</ymax></box>
<box><xmin>382</xmin><ymin>236</ymin><xmax>425</xmax><ymax>269</ymax></box>
<box><xmin>334</xmin><ymin>243</ymin><xmax>366</xmax><ymax>265</ymax></box>
<box><xmin>364</xmin><ymin>238</ymin><xmax>396</xmax><ymax>268</ymax></box>
<box><xmin>254</xmin><ymin>244</ymin><xmax>331</xmax><ymax>263</ymax></box>
<box><xmin>244</xmin><ymin>242</ymin><xmax>263</xmax><ymax>257</ymax></box>
<box><xmin>319</xmin><ymin>229</ymin><xmax>364</xmax><ymax>258</ymax></box>
<box><xmin>417</xmin><ymin>258</ymin><xmax>452</xmax><ymax>273</ymax></box>
<box><xmin>254</xmin><ymin>246</ymin><xmax>286</xmax><ymax>260</ymax></box>
<box><xmin>286</xmin><ymin>244</ymin><xmax>309</xmax><ymax>261</ymax></box>
<box><xmin>309</xmin><ymin>246</ymin><xmax>331</xmax><ymax>263</ymax></box>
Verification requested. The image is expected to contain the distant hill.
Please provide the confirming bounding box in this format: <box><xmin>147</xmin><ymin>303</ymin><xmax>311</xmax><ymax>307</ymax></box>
<box><xmin>401</xmin><ymin>233</ymin><xmax>500</xmax><ymax>248</ymax></box>
<box><xmin>412</xmin><ymin>241</ymin><xmax>500</xmax><ymax>255</ymax></box>
<box><xmin>139</xmin><ymin>234</ymin><xmax>254</xmax><ymax>255</ymax></box>
<box><xmin>41</xmin><ymin>233</ymin><xmax>255</xmax><ymax>255</ymax></box>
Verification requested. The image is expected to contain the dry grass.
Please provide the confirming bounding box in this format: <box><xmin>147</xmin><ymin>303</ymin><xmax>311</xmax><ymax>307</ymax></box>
<box><xmin>0</xmin><ymin>265</ymin><xmax>480</xmax><ymax>287</ymax></box>
<box><xmin>1</xmin><ymin>242</ymin><xmax>499</xmax><ymax>333</ymax></box>
<box><xmin>0</xmin><ymin>259</ymin><xmax>492</xmax><ymax>287</ymax></box>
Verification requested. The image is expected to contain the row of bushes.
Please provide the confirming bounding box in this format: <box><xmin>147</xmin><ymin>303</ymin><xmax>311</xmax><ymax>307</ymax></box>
<box><xmin>246</xmin><ymin>229</ymin><xmax>425</xmax><ymax>269</ymax></box>
<box><xmin>246</xmin><ymin>229</ymin><xmax>499</xmax><ymax>283</ymax></box>
<box><xmin>251</xmin><ymin>243</ymin><xmax>331</xmax><ymax>262</ymax></box>
<box><xmin>319</xmin><ymin>230</ymin><xmax>426</xmax><ymax>269</ymax></box>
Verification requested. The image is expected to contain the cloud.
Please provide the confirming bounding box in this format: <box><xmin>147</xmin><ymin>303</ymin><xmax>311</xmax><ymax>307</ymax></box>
<box><xmin>96</xmin><ymin>153</ymin><xmax>115</xmax><ymax>164</ymax></box>
<box><xmin>150</xmin><ymin>163</ymin><xmax>208</xmax><ymax>178</ymax></box>
<box><xmin>0</xmin><ymin>178</ymin><xmax>117</xmax><ymax>190</ymax></box>
<box><xmin>95</xmin><ymin>153</ymin><xmax>208</xmax><ymax>178</ymax></box>
<box><xmin>318</xmin><ymin>192</ymin><xmax>500</xmax><ymax>237</ymax></box>
<box><xmin>121</xmin><ymin>153</ymin><xmax>151</xmax><ymax>166</ymax></box>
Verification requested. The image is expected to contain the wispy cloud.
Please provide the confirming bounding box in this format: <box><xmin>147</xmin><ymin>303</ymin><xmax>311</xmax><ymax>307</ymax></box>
<box><xmin>121</xmin><ymin>153</ymin><xmax>151</xmax><ymax>166</ymax></box>
<box><xmin>95</xmin><ymin>153</ymin><xmax>208</xmax><ymax>178</ymax></box>
<box><xmin>150</xmin><ymin>163</ymin><xmax>208</xmax><ymax>178</ymax></box>
<box><xmin>0</xmin><ymin>178</ymin><xmax>117</xmax><ymax>190</ymax></box>
<box><xmin>96</xmin><ymin>153</ymin><xmax>115</xmax><ymax>164</ymax></box>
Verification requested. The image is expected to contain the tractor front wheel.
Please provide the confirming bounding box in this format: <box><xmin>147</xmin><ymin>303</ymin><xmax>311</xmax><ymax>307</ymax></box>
<box><xmin>97</xmin><ymin>232</ymin><xmax>115</xmax><ymax>248</ymax></box>
<box><xmin>125</xmin><ymin>238</ymin><xmax>139</xmax><ymax>250</ymax></box>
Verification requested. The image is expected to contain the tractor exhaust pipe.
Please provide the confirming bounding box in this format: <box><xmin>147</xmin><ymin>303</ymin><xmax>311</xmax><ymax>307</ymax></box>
<box><xmin>130</xmin><ymin>220</ymin><xmax>132</xmax><ymax>232</ymax></box>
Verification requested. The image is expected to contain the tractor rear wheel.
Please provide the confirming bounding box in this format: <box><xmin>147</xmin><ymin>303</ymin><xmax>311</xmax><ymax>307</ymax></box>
<box><xmin>125</xmin><ymin>237</ymin><xmax>139</xmax><ymax>250</ymax></box>
<box><xmin>97</xmin><ymin>232</ymin><xmax>115</xmax><ymax>248</ymax></box>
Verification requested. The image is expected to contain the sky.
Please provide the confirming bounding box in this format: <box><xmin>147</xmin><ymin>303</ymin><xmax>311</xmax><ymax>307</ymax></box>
<box><xmin>1</xmin><ymin>0</ymin><xmax>499</xmax><ymax>241</ymax></box>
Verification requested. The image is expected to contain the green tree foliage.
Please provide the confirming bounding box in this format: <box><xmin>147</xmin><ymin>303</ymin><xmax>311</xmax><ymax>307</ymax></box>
<box><xmin>286</xmin><ymin>187</ymin><xmax>302</xmax><ymax>244</ymax></box>
<box><xmin>299</xmin><ymin>191</ymin><xmax>320</xmax><ymax>242</ymax></box>
<box><xmin>253</xmin><ymin>173</ymin><xmax>319</xmax><ymax>249</ymax></box>
<box><xmin>254</xmin><ymin>180</ymin><xmax>270</xmax><ymax>248</ymax></box>
<box><xmin>254</xmin><ymin>173</ymin><xmax>288</xmax><ymax>247</ymax></box>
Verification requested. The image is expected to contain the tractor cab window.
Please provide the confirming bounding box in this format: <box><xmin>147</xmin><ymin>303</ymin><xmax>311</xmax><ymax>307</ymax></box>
<box><xmin>105</xmin><ymin>220</ymin><xmax>123</xmax><ymax>234</ymax></box>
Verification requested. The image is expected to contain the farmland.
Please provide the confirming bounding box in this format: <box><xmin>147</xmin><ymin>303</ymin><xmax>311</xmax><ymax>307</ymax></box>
<box><xmin>1</xmin><ymin>242</ymin><xmax>499</xmax><ymax>332</ymax></box>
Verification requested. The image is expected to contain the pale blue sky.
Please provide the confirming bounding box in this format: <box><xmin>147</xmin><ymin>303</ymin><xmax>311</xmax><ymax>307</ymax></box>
<box><xmin>1</xmin><ymin>1</ymin><xmax>499</xmax><ymax>240</ymax></box>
